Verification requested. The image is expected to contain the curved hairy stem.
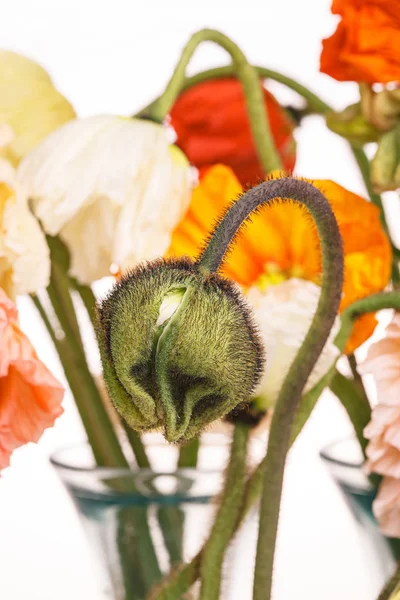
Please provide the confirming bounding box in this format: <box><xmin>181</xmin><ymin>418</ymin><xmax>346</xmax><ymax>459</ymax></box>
<box><xmin>197</xmin><ymin>177</ymin><xmax>344</xmax><ymax>600</ymax></box>
<box><xmin>146</xmin><ymin>289</ymin><xmax>400</xmax><ymax>600</ymax></box>
<box><xmin>147</xmin><ymin>29</ymin><xmax>282</xmax><ymax>172</ymax></box>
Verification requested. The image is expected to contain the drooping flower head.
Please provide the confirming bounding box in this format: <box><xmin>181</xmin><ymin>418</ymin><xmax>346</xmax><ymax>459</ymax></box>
<box><xmin>18</xmin><ymin>116</ymin><xmax>194</xmax><ymax>284</ymax></box>
<box><xmin>0</xmin><ymin>51</ymin><xmax>75</xmax><ymax>165</ymax></box>
<box><xmin>320</xmin><ymin>0</ymin><xmax>400</xmax><ymax>84</ymax></box>
<box><xmin>0</xmin><ymin>289</ymin><xmax>64</xmax><ymax>469</ymax></box>
<box><xmin>170</xmin><ymin>77</ymin><xmax>296</xmax><ymax>186</ymax></box>
<box><xmin>360</xmin><ymin>314</ymin><xmax>400</xmax><ymax>537</ymax></box>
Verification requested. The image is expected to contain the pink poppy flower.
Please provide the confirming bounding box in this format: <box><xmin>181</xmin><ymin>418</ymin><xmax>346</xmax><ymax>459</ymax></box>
<box><xmin>0</xmin><ymin>288</ymin><xmax>64</xmax><ymax>469</ymax></box>
<box><xmin>360</xmin><ymin>313</ymin><xmax>400</xmax><ymax>537</ymax></box>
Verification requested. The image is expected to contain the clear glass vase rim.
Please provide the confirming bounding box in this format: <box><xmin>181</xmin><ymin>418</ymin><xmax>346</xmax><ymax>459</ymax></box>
<box><xmin>49</xmin><ymin>435</ymin><xmax>231</xmax><ymax>475</ymax></box>
<box><xmin>319</xmin><ymin>437</ymin><xmax>364</xmax><ymax>469</ymax></box>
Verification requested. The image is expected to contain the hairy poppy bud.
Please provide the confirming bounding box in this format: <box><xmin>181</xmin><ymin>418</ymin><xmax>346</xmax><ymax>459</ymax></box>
<box><xmin>371</xmin><ymin>125</ymin><xmax>400</xmax><ymax>192</ymax></box>
<box><xmin>97</xmin><ymin>258</ymin><xmax>264</xmax><ymax>443</ymax></box>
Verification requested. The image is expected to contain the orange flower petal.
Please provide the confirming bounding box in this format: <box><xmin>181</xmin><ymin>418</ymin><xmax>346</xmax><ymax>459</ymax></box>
<box><xmin>345</xmin><ymin>313</ymin><xmax>378</xmax><ymax>354</ymax></box>
<box><xmin>0</xmin><ymin>289</ymin><xmax>64</xmax><ymax>469</ymax></box>
<box><xmin>168</xmin><ymin>167</ymin><xmax>391</xmax><ymax>352</ymax></box>
<box><xmin>320</xmin><ymin>1</ymin><xmax>400</xmax><ymax>84</ymax></box>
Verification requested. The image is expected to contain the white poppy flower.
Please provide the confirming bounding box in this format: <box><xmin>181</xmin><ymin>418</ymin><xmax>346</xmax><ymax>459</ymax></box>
<box><xmin>247</xmin><ymin>278</ymin><xmax>340</xmax><ymax>409</ymax></box>
<box><xmin>0</xmin><ymin>130</ymin><xmax>50</xmax><ymax>296</ymax></box>
<box><xmin>18</xmin><ymin>116</ymin><xmax>194</xmax><ymax>284</ymax></box>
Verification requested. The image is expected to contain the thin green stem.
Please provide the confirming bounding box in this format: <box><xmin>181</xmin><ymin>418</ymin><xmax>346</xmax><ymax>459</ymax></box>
<box><xmin>378</xmin><ymin>567</ymin><xmax>400</xmax><ymax>600</ymax></box>
<box><xmin>197</xmin><ymin>177</ymin><xmax>344</xmax><ymax>600</ymax></box>
<box><xmin>73</xmin><ymin>279</ymin><xmax>98</xmax><ymax>330</ymax></box>
<box><xmin>146</xmin><ymin>289</ymin><xmax>400</xmax><ymax>600</ymax></box>
<box><xmin>147</xmin><ymin>557</ymin><xmax>200</xmax><ymax>600</ymax></box>
<box><xmin>148</xmin><ymin>424</ymin><xmax>250</xmax><ymax>600</ymax></box>
<box><xmin>136</xmin><ymin>64</ymin><xmax>332</xmax><ymax>119</ymax></box>
<box><xmin>183</xmin><ymin>65</ymin><xmax>332</xmax><ymax>113</ymax></box>
<box><xmin>178</xmin><ymin>439</ymin><xmax>200</xmax><ymax>468</ymax></box>
<box><xmin>199</xmin><ymin>423</ymin><xmax>250</xmax><ymax>600</ymax></box>
<box><xmin>46</xmin><ymin>261</ymin><xmax>129</xmax><ymax>467</ymax></box>
<box><xmin>30</xmin><ymin>294</ymin><xmax>59</xmax><ymax>348</ymax></box>
<box><xmin>122</xmin><ymin>423</ymin><xmax>151</xmax><ymax>469</ymax></box>
<box><xmin>48</xmin><ymin>234</ymin><xmax>152</xmax><ymax>470</ymax></box>
<box><xmin>147</xmin><ymin>29</ymin><xmax>282</xmax><ymax>172</ymax></box>
<box><xmin>351</xmin><ymin>145</ymin><xmax>400</xmax><ymax>284</ymax></box>
<box><xmin>348</xmin><ymin>354</ymin><xmax>370</xmax><ymax>406</ymax></box>
<box><xmin>329</xmin><ymin>370</ymin><xmax>371</xmax><ymax>457</ymax></box>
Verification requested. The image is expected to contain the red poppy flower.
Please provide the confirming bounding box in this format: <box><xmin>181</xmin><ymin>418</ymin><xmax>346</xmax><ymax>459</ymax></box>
<box><xmin>170</xmin><ymin>77</ymin><xmax>296</xmax><ymax>186</ymax></box>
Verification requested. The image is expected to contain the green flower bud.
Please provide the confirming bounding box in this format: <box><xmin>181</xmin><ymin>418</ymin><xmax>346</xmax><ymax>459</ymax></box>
<box><xmin>326</xmin><ymin>104</ymin><xmax>380</xmax><ymax>145</ymax></box>
<box><xmin>96</xmin><ymin>257</ymin><xmax>264</xmax><ymax>443</ymax></box>
<box><xmin>371</xmin><ymin>125</ymin><xmax>400</xmax><ymax>192</ymax></box>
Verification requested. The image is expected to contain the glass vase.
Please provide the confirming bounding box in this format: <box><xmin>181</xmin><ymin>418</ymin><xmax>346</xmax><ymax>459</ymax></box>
<box><xmin>320</xmin><ymin>439</ymin><xmax>399</xmax><ymax>597</ymax></box>
<box><xmin>51</xmin><ymin>435</ymin><xmax>261</xmax><ymax>600</ymax></box>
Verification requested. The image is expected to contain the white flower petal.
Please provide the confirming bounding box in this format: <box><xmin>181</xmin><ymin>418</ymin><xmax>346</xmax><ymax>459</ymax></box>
<box><xmin>18</xmin><ymin>116</ymin><xmax>193</xmax><ymax>283</ymax></box>
<box><xmin>0</xmin><ymin>158</ymin><xmax>50</xmax><ymax>295</ymax></box>
<box><xmin>247</xmin><ymin>278</ymin><xmax>340</xmax><ymax>408</ymax></box>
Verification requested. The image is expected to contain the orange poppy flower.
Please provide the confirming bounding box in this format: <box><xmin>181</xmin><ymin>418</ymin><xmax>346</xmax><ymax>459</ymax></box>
<box><xmin>320</xmin><ymin>0</ymin><xmax>400</xmax><ymax>84</ymax></box>
<box><xmin>167</xmin><ymin>165</ymin><xmax>392</xmax><ymax>353</ymax></box>
<box><xmin>0</xmin><ymin>288</ymin><xmax>64</xmax><ymax>469</ymax></box>
<box><xmin>170</xmin><ymin>77</ymin><xmax>296</xmax><ymax>187</ymax></box>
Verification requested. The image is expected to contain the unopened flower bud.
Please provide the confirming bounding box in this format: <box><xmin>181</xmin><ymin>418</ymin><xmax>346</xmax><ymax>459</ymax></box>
<box><xmin>96</xmin><ymin>258</ymin><xmax>264</xmax><ymax>443</ymax></box>
<box><xmin>371</xmin><ymin>125</ymin><xmax>400</xmax><ymax>192</ymax></box>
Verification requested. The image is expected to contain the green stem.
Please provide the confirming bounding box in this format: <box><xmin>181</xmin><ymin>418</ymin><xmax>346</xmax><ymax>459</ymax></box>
<box><xmin>148</xmin><ymin>424</ymin><xmax>250</xmax><ymax>600</ymax></box>
<box><xmin>329</xmin><ymin>370</ymin><xmax>371</xmax><ymax>457</ymax></box>
<box><xmin>292</xmin><ymin>290</ymin><xmax>400</xmax><ymax>443</ymax></box>
<box><xmin>199</xmin><ymin>423</ymin><xmax>250</xmax><ymax>600</ymax></box>
<box><xmin>147</xmin><ymin>557</ymin><xmax>200</xmax><ymax>600</ymax></box>
<box><xmin>378</xmin><ymin>567</ymin><xmax>400</xmax><ymax>600</ymax></box>
<box><xmin>147</xmin><ymin>29</ymin><xmax>282</xmax><ymax>172</ymax></box>
<box><xmin>73</xmin><ymin>279</ymin><xmax>98</xmax><ymax>330</ymax></box>
<box><xmin>197</xmin><ymin>177</ymin><xmax>344</xmax><ymax>600</ymax></box>
<box><xmin>348</xmin><ymin>353</ymin><xmax>370</xmax><ymax>405</ymax></box>
<box><xmin>122</xmin><ymin>423</ymin><xmax>151</xmax><ymax>469</ymax></box>
<box><xmin>136</xmin><ymin>64</ymin><xmax>332</xmax><ymax>119</ymax></box>
<box><xmin>45</xmin><ymin>264</ymin><xmax>129</xmax><ymax>467</ymax></box>
<box><xmin>178</xmin><ymin>439</ymin><xmax>200</xmax><ymax>468</ymax></box>
<box><xmin>183</xmin><ymin>65</ymin><xmax>332</xmax><ymax>113</ymax></box>
<box><xmin>30</xmin><ymin>294</ymin><xmax>59</xmax><ymax>349</ymax></box>
<box><xmin>351</xmin><ymin>145</ymin><xmax>400</xmax><ymax>284</ymax></box>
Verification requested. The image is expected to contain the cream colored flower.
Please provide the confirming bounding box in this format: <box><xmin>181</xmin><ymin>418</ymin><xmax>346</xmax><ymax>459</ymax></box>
<box><xmin>247</xmin><ymin>278</ymin><xmax>340</xmax><ymax>409</ymax></box>
<box><xmin>0</xmin><ymin>128</ymin><xmax>50</xmax><ymax>297</ymax></box>
<box><xmin>0</xmin><ymin>51</ymin><xmax>75</xmax><ymax>165</ymax></box>
<box><xmin>360</xmin><ymin>313</ymin><xmax>400</xmax><ymax>537</ymax></box>
<box><xmin>18</xmin><ymin>116</ymin><xmax>194</xmax><ymax>284</ymax></box>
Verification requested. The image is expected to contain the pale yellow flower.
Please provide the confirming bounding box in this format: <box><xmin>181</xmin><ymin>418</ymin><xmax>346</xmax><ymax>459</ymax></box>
<box><xmin>360</xmin><ymin>313</ymin><xmax>400</xmax><ymax>537</ymax></box>
<box><xmin>0</xmin><ymin>128</ymin><xmax>50</xmax><ymax>296</ymax></box>
<box><xmin>248</xmin><ymin>278</ymin><xmax>340</xmax><ymax>409</ymax></box>
<box><xmin>0</xmin><ymin>51</ymin><xmax>75</xmax><ymax>165</ymax></box>
<box><xmin>18</xmin><ymin>116</ymin><xmax>194</xmax><ymax>284</ymax></box>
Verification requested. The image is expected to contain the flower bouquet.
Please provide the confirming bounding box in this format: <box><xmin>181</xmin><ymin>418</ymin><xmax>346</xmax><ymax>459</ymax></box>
<box><xmin>2</xmin><ymin>2</ymin><xmax>400</xmax><ymax>599</ymax></box>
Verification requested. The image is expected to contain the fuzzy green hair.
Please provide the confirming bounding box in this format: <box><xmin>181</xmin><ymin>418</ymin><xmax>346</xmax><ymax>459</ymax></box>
<box><xmin>96</xmin><ymin>257</ymin><xmax>264</xmax><ymax>443</ymax></box>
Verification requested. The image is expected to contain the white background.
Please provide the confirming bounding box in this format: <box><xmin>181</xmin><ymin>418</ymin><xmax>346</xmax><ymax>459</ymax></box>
<box><xmin>0</xmin><ymin>1</ymin><xmax>398</xmax><ymax>598</ymax></box>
